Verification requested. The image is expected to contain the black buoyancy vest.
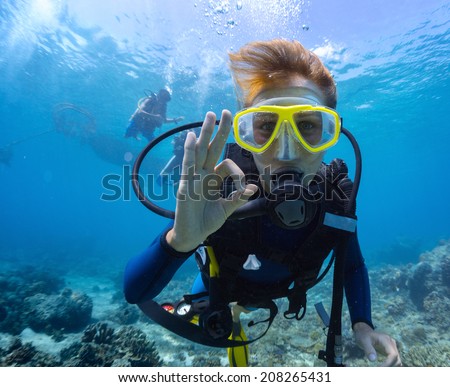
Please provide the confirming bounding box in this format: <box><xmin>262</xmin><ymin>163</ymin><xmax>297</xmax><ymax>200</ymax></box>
<box><xmin>202</xmin><ymin>144</ymin><xmax>356</xmax><ymax>305</ymax></box>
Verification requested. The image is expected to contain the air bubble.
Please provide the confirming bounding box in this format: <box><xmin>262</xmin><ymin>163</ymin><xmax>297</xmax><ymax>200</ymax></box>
<box><xmin>124</xmin><ymin>152</ymin><xmax>133</xmax><ymax>162</ymax></box>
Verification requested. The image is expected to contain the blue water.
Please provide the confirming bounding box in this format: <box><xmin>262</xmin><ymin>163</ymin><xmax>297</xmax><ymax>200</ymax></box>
<box><xmin>1</xmin><ymin>0</ymin><xmax>449</xmax><ymax>277</ymax></box>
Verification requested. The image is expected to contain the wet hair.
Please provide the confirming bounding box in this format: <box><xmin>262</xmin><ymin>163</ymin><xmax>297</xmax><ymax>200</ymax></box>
<box><xmin>228</xmin><ymin>39</ymin><xmax>336</xmax><ymax>108</ymax></box>
<box><xmin>157</xmin><ymin>88</ymin><xmax>171</xmax><ymax>102</ymax></box>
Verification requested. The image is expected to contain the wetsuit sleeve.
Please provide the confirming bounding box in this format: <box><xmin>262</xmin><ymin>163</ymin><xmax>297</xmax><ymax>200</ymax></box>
<box><xmin>123</xmin><ymin>223</ymin><xmax>197</xmax><ymax>304</ymax></box>
<box><xmin>344</xmin><ymin>231</ymin><xmax>374</xmax><ymax>329</ymax></box>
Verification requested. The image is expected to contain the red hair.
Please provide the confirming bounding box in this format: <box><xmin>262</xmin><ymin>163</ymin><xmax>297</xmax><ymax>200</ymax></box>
<box><xmin>228</xmin><ymin>39</ymin><xmax>336</xmax><ymax>108</ymax></box>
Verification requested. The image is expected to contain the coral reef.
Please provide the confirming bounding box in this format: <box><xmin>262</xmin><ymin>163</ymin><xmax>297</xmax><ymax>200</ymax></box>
<box><xmin>113</xmin><ymin>326</ymin><xmax>163</xmax><ymax>367</ymax></box>
<box><xmin>440</xmin><ymin>255</ymin><xmax>450</xmax><ymax>291</ymax></box>
<box><xmin>373</xmin><ymin>240</ymin><xmax>450</xmax><ymax>331</ymax></box>
<box><xmin>0</xmin><ymin>322</ymin><xmax>163</xmax><ymax>367</ymax></box>
<box><xmin>0</xmin><ymin>269</ymin><xmax>65</xmax><ymax>335</ymax></box>
<box><xmin>60</xmin><ymin>323</ymin><xmax>162</xmax><ymax>367</ymax></box>
<box><xmin>110</xmin><ymin>302</ymin><xmax>140</xmax><ymax>325</ymax></box>
<box><xmin>82</xmin><ymin>322</ymin><xmax>114</xmax><ymax>345</ymax></box>
<box><xmin>376</xmin><ymin>265</ymin><xmax>410</xmax><ymax>293</ymax></box>
<box><xmin>407</xmin><ymin>240</ymin><xmax>450</xmax><ymax>312</ymax></box>
<box><xmin>402</xmin><ymin>344</ymin><xmax>450</xmax><ymax>367</ymax></box>
<box><xmin>192</xmin><ymin>353</ymin><xmax>223</xmax><ymax>367</ymax></box>
<box><xmin>1</xmin><ymin>338</ymin><xmax>60</xmax><ymax>366</ymax></box>
<box><xmin>422</xmin><ymin>291</ymin><xmax>450</xmax><ymax>330</ymax></box>
<box><xmin>24</xmin><ymin>288</ymin><xmax>93</xmax><ymax>334</ymax></box>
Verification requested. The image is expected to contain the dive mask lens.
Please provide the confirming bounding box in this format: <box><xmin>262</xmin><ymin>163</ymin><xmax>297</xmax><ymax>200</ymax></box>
<box><xmin>235</xmin><ymin>111</ymin><xmax>279</xmax><ymax>151</ymax></box>
<box><xmin>233</xmin><ymin>105</ymin><xmax>340</xmax><ymax>154</ymax></box>
<box><xmin>293</xmin><ymin>109</ymin><xmax>340</xmax><ymax>151</ymax></box>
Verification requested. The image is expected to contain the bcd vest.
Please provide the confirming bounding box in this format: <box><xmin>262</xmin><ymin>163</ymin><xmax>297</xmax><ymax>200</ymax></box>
<box><xmin>200</xmin><ymin>143</ymin><xmax>356</xmax><ymax>308</ymax></box>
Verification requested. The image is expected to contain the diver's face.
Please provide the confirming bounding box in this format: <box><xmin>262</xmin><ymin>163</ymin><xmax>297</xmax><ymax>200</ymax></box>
<box><xmin>250</xmin><ymin>77</ymin><xmax>327</xmax><ymax>183</ymax></box>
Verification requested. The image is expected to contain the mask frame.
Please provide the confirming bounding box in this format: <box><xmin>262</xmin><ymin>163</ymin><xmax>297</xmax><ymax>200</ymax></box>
<box><xmin>233</xmin><ymin>104</ymin><xmax>341</xmax><ymax>154</ymax></box>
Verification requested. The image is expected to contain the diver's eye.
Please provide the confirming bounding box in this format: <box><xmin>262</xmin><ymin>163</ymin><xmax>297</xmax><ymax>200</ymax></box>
<box><xmin>294</xmin><ymin>112</ymin><xmax>322</xmax><ymax>133</ymax></box>
<box><xmin>259</xmin><ymin>121</ymin><xmax>277</xmax><ymax>132</ymax></box>
<box><xmin>253</xmin><ymin>113</ymin><xmax>278</xmax><ymax>134</ymax></box>
<box><xmin>293</xmin><ymin>112</ymin><xmax>324</xmax><ymax>145</ymax></box>
<box><xmin>296</xmin><ymin>121</ymin><xmax>316</xmax><ymax>132</ymax></box>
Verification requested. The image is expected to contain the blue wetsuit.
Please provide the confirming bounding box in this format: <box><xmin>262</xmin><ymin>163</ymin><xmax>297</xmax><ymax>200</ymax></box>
<box><xmin>124</xmin><ymin>219</ymin><xmax>373</xmax><ymax>329</ymax></box>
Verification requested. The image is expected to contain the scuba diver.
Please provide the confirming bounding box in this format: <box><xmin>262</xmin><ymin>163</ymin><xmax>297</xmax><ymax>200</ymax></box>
<box><xmin>124</xmin><ymin>88</ymin><xmax>185</xmax><ymax>142</ymax></box>
<box><xmin>123</xmin><ymin>39</ymin><xmax>401</xmax><ymax>367</ymax></box>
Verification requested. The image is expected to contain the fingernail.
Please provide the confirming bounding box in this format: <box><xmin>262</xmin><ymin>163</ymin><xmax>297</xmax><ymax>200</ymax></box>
<box><xmin>368</xmin><ymin>353</ymin><xmax>377</xmax><ymax>362</ymax></box>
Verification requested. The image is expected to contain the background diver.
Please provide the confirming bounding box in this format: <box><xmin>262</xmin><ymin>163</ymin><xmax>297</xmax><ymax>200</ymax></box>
<box><xmin>124</xmin><ymin>89</ymin><xmax>184</xmax><ymax>142</ymax></box>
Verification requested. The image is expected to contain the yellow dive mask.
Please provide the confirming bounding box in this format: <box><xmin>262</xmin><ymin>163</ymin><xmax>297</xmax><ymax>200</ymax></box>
<box><xmin>233</xmin><ymin>98</ymin><xmax>341</xmax><ymax>154</ymax></box>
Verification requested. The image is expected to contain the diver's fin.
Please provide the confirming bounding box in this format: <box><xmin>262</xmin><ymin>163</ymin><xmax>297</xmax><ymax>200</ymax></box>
<box><xmin>227</xmin><ymin>322</ymin><xmax>249</xmax><ymax>367</ymax></box>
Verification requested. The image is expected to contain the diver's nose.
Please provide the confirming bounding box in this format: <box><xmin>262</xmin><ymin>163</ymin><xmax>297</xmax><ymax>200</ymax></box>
<box><xmin>276</xmin><ymin>121</ymin><xmax>301</xmax><ymax>160</ymax></box>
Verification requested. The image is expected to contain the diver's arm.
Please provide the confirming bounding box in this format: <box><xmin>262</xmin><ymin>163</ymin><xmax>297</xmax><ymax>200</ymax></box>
<box><xmin>343</xmin><ymin>232</ymin><xmax>373</xmax><ymax>328</ymax></box>
<box><xmin>165</xmin><ymin>116</ymin><xmax>184</xmax><ymax>124</ymax></box>
<box><xmin>123</xmin><ymin>224</ymin><xmax>196</xmax><ymax>304</ymax></box>
<box><xmin>344</xmin><ymin>232</ymin><xmax>402</xmax><ymax>366</ymax></box>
